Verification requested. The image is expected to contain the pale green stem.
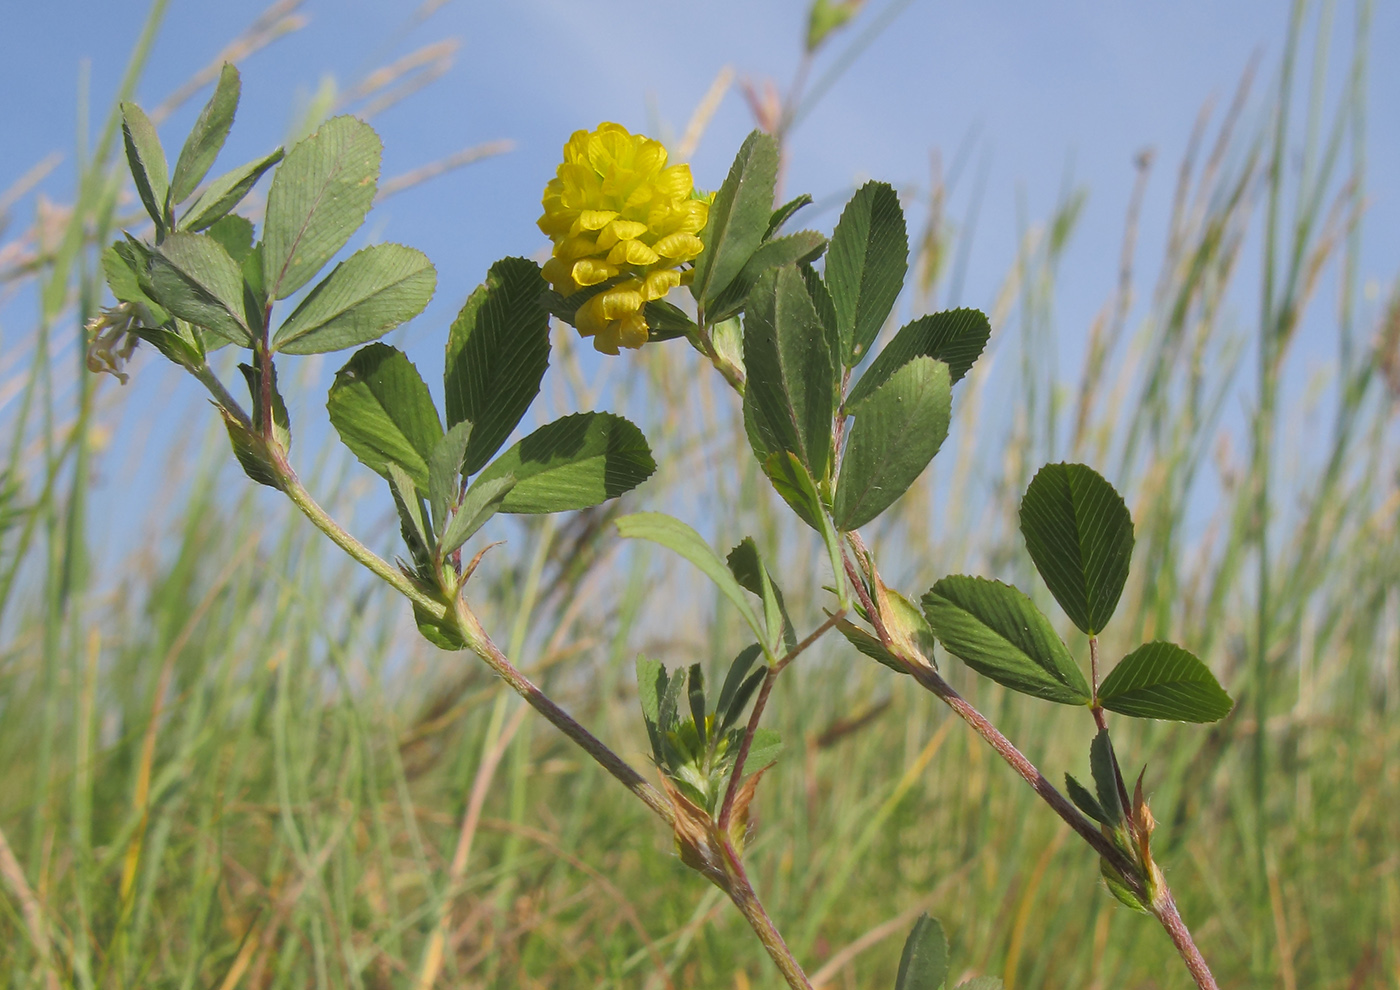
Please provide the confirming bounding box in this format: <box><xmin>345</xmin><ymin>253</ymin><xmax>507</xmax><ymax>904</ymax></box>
<box><xmin>277</xmin><ymin>463</ymin><xmax>445</xmax><ymax>618</ymax></box>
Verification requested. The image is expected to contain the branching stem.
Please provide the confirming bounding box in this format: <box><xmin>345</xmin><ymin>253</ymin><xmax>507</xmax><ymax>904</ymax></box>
<box><xmin>841</xmin><ymin>543</ymin><xmax>1220</xmax><ymax>990</ymax></box>
<box><xmin>718</xmin><ymin>610</ymin><xmax>844</xmax><ymax>830</ymax></box>
<box><xmin>265</xmin><ymin>449</ymin><xmax>674</xmax><ymax>827</ymax></box>
<box><xmin>839</xmin><ymin>548</ymin><xmax>1143</xmax><ymax>891</ymax></box>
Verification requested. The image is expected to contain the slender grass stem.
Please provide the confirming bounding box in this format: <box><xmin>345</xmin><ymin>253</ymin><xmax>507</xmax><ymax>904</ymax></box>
<box><xmin>1252</xmin><ymin>5</ymin><xmax>1306</xmax><ymax>977</ymax></box>
<box><xmin>0</xmin><ymin>825</ymin><xmax>59</xmax><ymax>990</ymax></box>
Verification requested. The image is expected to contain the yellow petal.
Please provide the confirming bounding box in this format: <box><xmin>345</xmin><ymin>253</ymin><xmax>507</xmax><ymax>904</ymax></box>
<box><xmin>677</xmin><ymin>199</ymin><xmax>709</xmax><ymax>234</ymax></box>
<box><xmin>607</xmin><ymin>239</ymin><xmax>659</xmax><ymax>267</ymax></box>
<box><xmin>560</xmin><ymin>235</ymin><xmax>600</xmax><ymax>260</ymax></box>
<box><xmin>576</xmin><ymin>294</ymin><xmax>610</xmax><ymax>333</ymax></box>
<box><xmin>562</xmin><ymin>129</ymin><xmax>592</xmax><ymax>164</ymax></box>
<box><xmin>571</xmin><ymin>258</ymin><xmax>619</xmax><ymax>286</ymax></box>
<box><xmin>633</xmin><ymin>141</ymin><xmax>667</xmax><ymax>177</ymax></box>
<box><xmin>589</xmin><ymin>321</ymin><xmax>623</xmax><ymax>354</ymax></box>
<box><xmin>653</xmin><ymin>233</ymin><xmax>704</xmax><ymax>262</ymax></box>
<box><xmin>655</xmin><ymin>164</ymin><xmax>693</xmax><ymax>199</ymax></box>
<box><xmin>596</xmin><ymin>283</ymin><xmax>644</xmax><ymax>320</ymax></box>
<box><xmin>571</xmin><ymin>209</ymin><xmax>618</xmax><ymax>234</ymax></box>
<box><xmin>641</xmin><ymin>269</ymin><xmax>681</xmax><ymax>300</ymax></box>
<box><xmin>616</xmin><ymin>311</ymin><xmax>650</xmax><ymax>349</ymax></box>
<box><xmin>596</xmin><ymin>219</ymin><xmax>647</xmax><ymax>251</ymax></box>
<box><xmin>623</xmin><ymin>183</ymin><xmax>656</xmax><ymax>212</ymax></box>
<box><xmin>605</xmin><ymin>219</ymin><xmax>648</xmax><ymax>248</ymax></box>
<box><xmin>537</xmin><ymin>213</ymin><xmax>571</xmax><ymax>239</ymax></box>
<box><xmin>542</xmin><ymin>257</ymin><xmax>579</xmax><ymax>294</ymax></box>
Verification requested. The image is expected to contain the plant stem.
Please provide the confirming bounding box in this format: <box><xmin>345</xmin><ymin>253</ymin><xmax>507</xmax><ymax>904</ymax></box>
<box><xmin>910</xmin><ymin>661</ymin><xmax>1144</xmax><ymax>890</ymax></box>
<box><xmin>269</xmin><ymin>454</ymin><xmax>674</xmax><ymax>827</ymax></box>
<box><xmin>719</xmin><ymin>837</ymin><xmax>814</xmax><ymax>990</ymax></box>
<box><xmin>841</xmin><ymin>546</ymin><xmax>1221</xmax><ymax>989</ymax></box>
<box><xmin>1152</xmin><ymin>887</ymin><xmax>1221</xmax><ymax>990</ymax></box>
<box><xmin>690</xmin><ymin>316</ymin><xmax>746</xmax><ymax>394</ymax></box>
<box><xmin>277</xmin><ymin>464</ymin><xmax>445</xmax><ymax>618</ymax></box>
<box><xmin>718</xmin><ymin>610</ymin><xmax>844</xmax><ymax>830</ymax></box>
<box><xmin>191</xmin><ymin>362</ymin><xmax>252</xmax><ymax>429</ymax></box>
<box><xmin>449</xmin><ymin>594</ymin><xmax>675</xmax><ymax>826</ymax></box>
<box><xmin>1089</xmin><ymin>636</ymin><xmax>1108</xmax><ymax>731</ymax></box>
<box><xmin>840</xmin><ymin>548</ymin><xmax>1141</xmax><ymax>886</ymax></box>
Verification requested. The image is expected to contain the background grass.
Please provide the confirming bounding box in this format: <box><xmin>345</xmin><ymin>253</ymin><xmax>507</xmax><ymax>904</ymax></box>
<box><xmin>1</xmin><ymin>1</ymin><xmax>1397</xmax><ymax>988</ymax></box>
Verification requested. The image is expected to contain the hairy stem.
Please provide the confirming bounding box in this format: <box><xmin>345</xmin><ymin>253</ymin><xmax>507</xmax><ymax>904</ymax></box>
<box><xmin>718</xmin><ymin>610</ymin><xmax>844</xmax><ymax>830</ymax></box>
<box><xmin>720</xmin><ymin>837</ymin><xmax>814</xmax><ymax>990</ymax></box>
<box><xmin>842</xmin><ymin>546</ymin><xmax>1221</xmax><ymax>989</ymax></box>
<box><xmin>278</xmin><ymin>465</ymin><xmax>444</xmax><ymax>617</ymax></box>
<box><xmin>449</xmin><ymin>595</ymin><xmax>675</xmax><ymax>826</ymax></box>
<box><xmin>840</xmin><ymin>549</ymin><xmax>1143</xmax><ymax>891</ymax></box>
<box><xmin>1152</xmin><ymin>887</ymin><xmax>1221</xmax><ymax>990</ymax></box>
<box><xmin>190</xmin><ymin>362</ymin><xmax>252</xmax><ymax>429</ymax></box>
<box><xmin>271</xmin><ymin>456</ymin><xmax>673</xmax><ymax>827</ymax></box>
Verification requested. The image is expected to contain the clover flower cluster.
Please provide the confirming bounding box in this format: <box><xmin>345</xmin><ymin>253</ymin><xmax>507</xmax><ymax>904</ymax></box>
<box><xmin>538</xmin><ymin>123</ymin><xmax>708</xmax><ymax>354</ymax></box>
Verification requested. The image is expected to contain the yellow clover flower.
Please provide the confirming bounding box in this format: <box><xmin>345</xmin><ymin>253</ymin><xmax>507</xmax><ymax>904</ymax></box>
<box><xmin>538</xmin><ymin>122</ymin><xmax>708</xmax><ymax>354</ymax></box>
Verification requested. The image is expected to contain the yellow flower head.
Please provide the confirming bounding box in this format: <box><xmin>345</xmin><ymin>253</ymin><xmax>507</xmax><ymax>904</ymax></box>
<box><xmin>538</xmin><ymin>123</ymin><xmax>708</xmax><ymax>354</ymax></box>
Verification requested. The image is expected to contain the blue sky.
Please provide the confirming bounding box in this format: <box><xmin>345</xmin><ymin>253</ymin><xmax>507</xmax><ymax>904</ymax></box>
<box><xmin>2</xmin><ymin>0</ymin><xmax>1396</xmax><ymax>562</ymax></box>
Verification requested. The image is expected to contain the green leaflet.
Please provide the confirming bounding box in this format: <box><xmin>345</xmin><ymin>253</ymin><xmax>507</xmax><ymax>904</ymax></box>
<box><xmin>149</xmin><ymin>231</ymin><xmax>252</xmax><ymax>346</ymax></box>
<box><xmin>1098</xmin><ymin>642</ymin><xmax>1233</xmax><ymax>722</ymax></box>
<box><xmin>471</xmin><ymin>412</ymin><xmax>653</xmax><ymax>514</ymax></box>
<box><xmin>691</xmin><ymin>130</ymin><xmax>779</xmax><ymax>309</ymax></box>
<box><xmin>616</xmin><ymin>512</ymin><xmax>766</xmax><ymax>651</ymax></box>
<box><xmin>845</xmin><ymin>308</ymin><xmax>991</xmax><ymax>407</ymax></box>
<box><xmin>272</xmin><ymin>243</ymin><xmax>436</xmax><ymax>354</ymax></box>
<box><xmin>826</xmin><ymin>180</ymin><xmax>907</xmax><ymax>364</ymax></box>
<box><xmin>444</xmin><ymin>257</ymin><xmax>551</xmax><ymax>474</ymax></box>
<box><xmin>704</xmin><ymin>229</ymin><xmax>827</xmax><ymax>323</ymax></box>
<box><xmin>180</xmin><ymin>148</ymin><xmax>283</xmax><ymax>232</ymax></box>
<box><xmin>894</xmin><ymin>914</ymin><xmax>949</xmax><ymax>990</ymax></box>
<box><xmin>170</xmin><ymin>63</ymin><xmax>240</xmax><ymax>204</ymax></box>
<box><xmin>833</xmin><ymin>355</ymin><xmax>951</xmax><ymax>530</ymax></box>
<box><xmin>1019</xmin><ymin>462</ymin><xmax>1134</xmax><ymax>636</ymax></box>
<box><xmin>326</xmin><ymin>343</ymin><xmax>443</xmax><ymax>490</ymax></box>
<box><xmin>262</xmin><ymin>115</ymin><xmax>381</xmax><ymax>300</ymax></box>
<box><xmin>121</xmin><ymin>100</ymin><xmax>169</xmax><ymax>230</ymax></box>
<box><xmin>1089</xmin><ymin>729</ymin><xmax>1125</xmax><ymax>826</ymax></box>
<box><xmin>438</xmin><ymin>475</ymin><xmax>514</xmax><ymax>557</ymax></box>
<box><xmin>742</xmin><ymin>264</ymin><xmax>837</xmax><ymax>481</ymax></box>
<box><xmin>726</xmin><ymin>536</ymin><xmax>795</xmax><ymax>654</ymax></box>
<box><xmin>922</xmin><ymin>575</ymin><xmax>1090</xmax><ymax>705</ymax></box>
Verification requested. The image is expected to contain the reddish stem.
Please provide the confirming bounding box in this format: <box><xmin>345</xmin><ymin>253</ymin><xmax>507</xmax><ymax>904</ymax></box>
<box><xmin>718</xmin><ymin>610</ymin><xmax>844</xmax><ymax>831</ymax></box>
